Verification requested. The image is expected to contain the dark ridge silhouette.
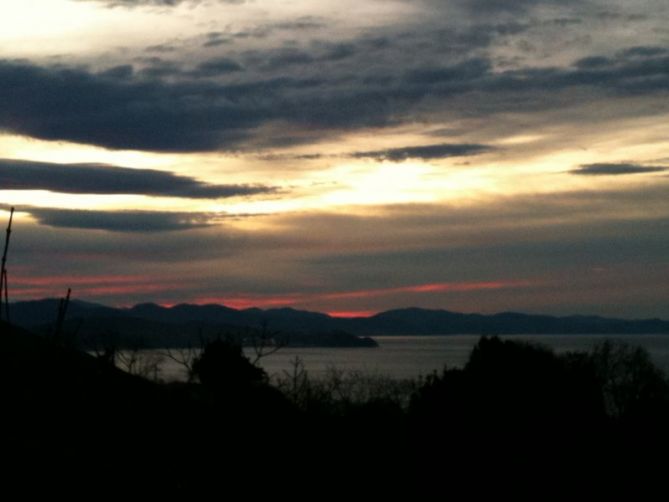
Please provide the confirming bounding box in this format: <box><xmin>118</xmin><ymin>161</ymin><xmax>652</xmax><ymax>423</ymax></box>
<box><xmin>10</xmin><ymin>300</ymin><xmax>669</xmax><ymax>345</ymax></box>
<box><xmin>10</xmin><ymin>299</ymin><xmax>380</xmax><ymax>348</ymax></box>
<box><xmin>363</xmin><ymin>307</ymin><xmax>669</xmax><ymax>334</ymax></box>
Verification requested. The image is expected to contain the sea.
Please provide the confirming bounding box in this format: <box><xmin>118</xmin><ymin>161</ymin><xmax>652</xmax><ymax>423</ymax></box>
<box><xmin>147</xmin><ymin>334</ymin><xmax>669</xmax><ymax>382</ymax></box>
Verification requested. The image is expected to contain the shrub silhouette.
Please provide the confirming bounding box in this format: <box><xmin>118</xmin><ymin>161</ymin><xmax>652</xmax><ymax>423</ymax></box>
<box><xmin>467</xmin><ymin>336</ymin><xmax>606</xmax><ymax>423</ymax></box>
<box><xmin>410</xmin><ymin>336</ymin><xmax>604</xmax><ymax>430</ymax></box>
<box><xmin>407</xmin><ymin>335</ymin><xmax>614</xmax><ymax>477</ymax></box>
<box><xmin>589</xmin><ymin>340</ymin><xmax>669</xmax><ymax>421</ymax></box>
<box><xmin>191</xmin><ymin>337</ymin><xmax>267</xmax><ymax>391</ymax></box>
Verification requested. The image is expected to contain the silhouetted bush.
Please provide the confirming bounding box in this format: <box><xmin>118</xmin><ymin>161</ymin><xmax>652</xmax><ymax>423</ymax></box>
<box><xmin>273</xmin><ymin>357</ymin><xmax>418</xmax><ymax>417</ymax></box>
<box><xmin>588</xmin><ymin>340</ymin><xmax>669</xmax><ymax>421</ymax></box>
<box><xmin>409</xmin><ymin>336</ymin><xmax>606</xmax><ymax>432</ymax></box>
<box><xmin>191</xmin><ymin>337</ymin><xmax>267</xmax><ymax>391</ymax></box>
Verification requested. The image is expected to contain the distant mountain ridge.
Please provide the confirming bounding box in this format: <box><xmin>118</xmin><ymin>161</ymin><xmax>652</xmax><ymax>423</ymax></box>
<box><xmin>9</xmin><ymin>300</ymin><xmax>669</xmax><ymax>340</ymax></box>
<box><xmin>7</xmin><ymin>299</ymin><xmax>377</xmax><ymax>348</ymax></box>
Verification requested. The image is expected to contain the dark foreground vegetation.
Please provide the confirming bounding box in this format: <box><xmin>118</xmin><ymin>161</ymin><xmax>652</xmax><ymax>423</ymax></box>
<box><xmin>3</xmin><ymin>319</ymin><xmax>669</xmax><ymax>495</ymax></box>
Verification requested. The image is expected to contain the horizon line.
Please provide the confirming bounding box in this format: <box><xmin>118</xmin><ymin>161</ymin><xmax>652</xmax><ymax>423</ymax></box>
<box><xmin>9</xmin><ymin>296</ymin><xmax>669</xmax><ymax>322</ymax></box>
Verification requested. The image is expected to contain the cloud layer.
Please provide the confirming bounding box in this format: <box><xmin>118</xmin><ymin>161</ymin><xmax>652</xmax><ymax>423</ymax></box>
<box><xmin>0</xmin><ymin>158</ymin><xmax>276</xmax><ymax>198</ymax></box>
<box><xmin>352</xmin><ymin>143</ymin><xmax>492</xmax><ymax>161</ymax></box>
<box><xmin>27</xmin><ymin>207</ymin><xmax>213</xmax><ymax>232</ymax></box>
<box><xmin>1</xmin><ymin>40</ymin><xmax>668</xmax><ymax>152</ymax></box>
<box><xmin>571</xmin><ymin>163</ymin><xmax>668</xmax><ymax>175</ymax></box>
<box><xmin>6</xmin><ymin>184</ymin><xmax>669</xmax><ymax>316</ymax></box>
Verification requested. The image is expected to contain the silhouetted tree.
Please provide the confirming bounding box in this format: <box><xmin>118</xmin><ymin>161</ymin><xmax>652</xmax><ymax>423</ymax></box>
<box><xmin>164</xmin><ymin>342</ymin><xmax>199</xmax><ymax>383</ymax></box>
<box><xmin>191</xmin><ymin>337</ymin><xmax>267</xmax><ymax>391</ymax></box>
<box><xmin>589</xmin><ymin>340</ymin><xmax>669</xmax><ymax>421</ymax></box>
<box><xmin>408</xmin><ymin>336</ymin><xmax>611</xmax><ymax>473</ymax></box>
<box><xmin>246</xmin><ymin>320</ymin><xmax>288</xmax><ymax>365</ymax></box>
<box><xmin>463</xmin><ymin>336</ymin><xmax>603</xmax><ymax>424</ymax></box>
<box><xmin>52</xmin><ymin>288</ymin><xmax>72</xmax><ymax>343</ymax></box>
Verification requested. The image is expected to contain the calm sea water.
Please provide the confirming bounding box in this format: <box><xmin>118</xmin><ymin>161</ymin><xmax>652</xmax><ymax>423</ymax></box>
<box><xmin>151</xmin><ymin>334</ymin><xmax>669</xmax><ymax>382</ymax></box>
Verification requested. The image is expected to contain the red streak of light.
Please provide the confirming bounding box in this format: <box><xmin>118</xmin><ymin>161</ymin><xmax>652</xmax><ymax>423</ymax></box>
<box><xmin>75</xmin><ymin>284</ymin><xmax>181</xmax><ymax>296</ymax></box>
<box><xmin>327</xmin><ymin>310</ymin><xmax>377</xmax><ymax>318</ymax></box>
<box><xmin>11</xmin><ymin>273</ymin><xmax>536</xmax><ymax>310</ymax></box>
<box><xmin>192</xmin><ymin>296</ymin><xmax>303</xmax><ymax>310</ymax></box>
<box><xmin>321</xmin><ymin>280</ymin><xmax>534</xmax><ymax>300</ymax></box>
<box><xmin>12</xmin><ymin>274</ymin><xmax>161</xmax><ymax>287</ymax></box>
<box><xmin>190</xmin><ymin>280</ymin><xmax>534</xmax><ymax>311</ymax></box>
<box><xmin>10</xmin><ymin>273</ymin><xmax>188</xmax><ymax>299</ymax></box>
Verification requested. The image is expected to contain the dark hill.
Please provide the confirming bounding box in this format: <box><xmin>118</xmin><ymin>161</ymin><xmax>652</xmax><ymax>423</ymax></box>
<box><xmin>348</xmin><ymin>308</ymin><xmax>669</xmax><ymax>335</ymax></box>
<box><xmin>0</xmin><ymin>320</ymin><xmax>302</xmax><ymax>492</ymax></box>
<box><xmin>9</xmin><ymin>300</ymin><xmax>669</xmax><ymax>347</ymax></box>
<box><xmin>1</xmin><ymin>319</ymin><xmax>183</xmax><ymax>488</ymax></box>
<box><xmin>10</xmin><ymin>299</ymin><xmax>376</xmax><ymax>348</ymax></box>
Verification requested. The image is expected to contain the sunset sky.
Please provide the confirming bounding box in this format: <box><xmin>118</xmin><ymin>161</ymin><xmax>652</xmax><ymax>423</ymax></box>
<box><xmin>1</xmin><ymin>0</ymin><xmax>668</xmax><ymax>317</ymax></box>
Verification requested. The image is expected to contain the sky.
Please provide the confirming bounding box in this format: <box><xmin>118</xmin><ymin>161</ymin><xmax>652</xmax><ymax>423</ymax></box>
<box><xmin>1</xmin><ymin>0</ymin><xmax>668</xmax><ymax>318</ymax></box>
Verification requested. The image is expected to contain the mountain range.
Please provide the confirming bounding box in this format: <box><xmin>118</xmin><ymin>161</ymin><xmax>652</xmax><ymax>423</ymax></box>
<box><xmin>7</xmin><ymin>299</ymin><xmax>669</xmax><ymax>349</ymax></box>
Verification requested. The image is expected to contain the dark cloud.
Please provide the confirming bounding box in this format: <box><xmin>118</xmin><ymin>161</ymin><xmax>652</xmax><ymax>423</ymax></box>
<box><xmin>193</xmin><ymin>18</ymin><xmax>329</xmax><ymax>53</ymax></box>
<box><xmin>203</xmin><ymin>39</ymin><xmax>232</xmax><ymax>48</ymax></box>
<box><xmin>0</xmin><ymin>158</ymin><xmax>277</xmax><ymax>198</ymax></box>
<box><xmin>248</xmin><ymin>42</ymin><xmax>359</xmax><ymax>69</ymax></box>
<box><xmin>145</xmin><ymin>43</ymin><xmax>179</xmax><ymax>53</ymax></box>
<box><xmin>226</xmin><ymin>17</ymin><xmax>327</xmax><ymax>41</ymax></box>
<box><xmin>451</xmin><ymin>0</ymin><xmax>576</xmax><ymax>14</ymax></box>
<box><xmin>404</xmin><ymin>57</ymin><xmax>491</xmax><ymax>85</ymax></box>
<box><xmin>26</xmin><ymin>207</ymin><xmax>213</xmax><ymax>232</ymax></box>
<box><xmin>191</xmin><ymin>57</ymin><xmax>244</xmax><ymax>76</ymax></box>
<box><xmin>136</xmin><ymin>58</ymin><xmax>182</xmax><ymax>78</ymax></box>
<box><xmin>256</xmin><ymin>48</ymin><xmax>315</xmax><ymax>69</ymax></box>
<box><xmin>351</xmin><ymin>143</ymin><xmax>493</xmax><ymax>161</ymax></box>
<box><xmin>420</xmin><ymin>22</ymin><xmax>530</xmax><ymax>55</ymax></box>
<box><xmin>574</xmin><ymin>56</ymin><xmax>611</xmax><ymax>69</ymax></box>
<box><xmin>543</xmin><ymin>17</ymin><xmax>582</xmax><ymax>27</ymax></box>
<box><xmin>596</xmin><ymin>11</ymin><xmax>649</xmax><ymax>22</ymax></box>
<box><xmin>571</xmin><ymin>163</ymin><xmax>668</xmax><ymax>175</ymax></box>
<box><xmin>405</xmin><ymin>0</ymin><xmax>577</xmax><ymax>18</ymax></box>
<box><xmin>0</xmin><ymin>59</ymin><xmax>267</xmax><ymax>151</ymax></box>
<box><xmin>271</xmin><ymin>18</ymin><xmax>327</xmax><ymax>31</ymax></box>
<box><xmin>319</xmin><ymin>43</ymin><xmax>357</xmax><ymax>62</ymax></box>
<box><xmin>202</xmin><ymin>32</ymin><xmax>233</xmax><ymax>48</ymax></box>
<box><xmin>2</xmin><ymin>44</ymin><xmax>669</xmax><ymax>152</ymax></box>
<box><xmin>474</xmin><ymin>50</ymin><xmax>669</xmax><ymax>98</ymax></box>
<box><xmin>256</xmin><ymin>143</ymin><xmax>492</xmax><ymax>162</ymax></box>
<box><xmin>256</xmin><ymin>152</ymin><xmax>328</xmax><ymax>161</ymax></box>
<box><xmin>99</xmin><ymin>65</ymin><xmax>135</xmax><ymax>79</ymax></box>
<box><xmin>619</xmin><ymin>46</ymin><xmax>669</xmax><ymax>58</ymax></box>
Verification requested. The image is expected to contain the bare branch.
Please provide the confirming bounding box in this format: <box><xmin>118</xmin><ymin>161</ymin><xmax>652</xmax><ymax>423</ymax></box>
<box><xmin>163</xmin><ymin>343</ymin><xmax>199</xmax><ymax>382</ymax></box>
<box><xmin>249</xmin><ymin>320</ymin><xmax>289</xmax><ymax>366</ymax></box>
<box><xmin>1</xmin><ymin>207</ymin><xmax>15</xmax><ymax>324</ymax></box>
<box><xmin>53</xmin><ymin>288</ymin><xmax>72</xmax><ymax>343</ymax></box>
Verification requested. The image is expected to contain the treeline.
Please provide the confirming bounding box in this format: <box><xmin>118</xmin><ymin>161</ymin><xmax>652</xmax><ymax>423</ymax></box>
<box><xmin>4</xmin><ymin>326</ymin><xmax>669</xmax><ymax>494</ymax></box>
